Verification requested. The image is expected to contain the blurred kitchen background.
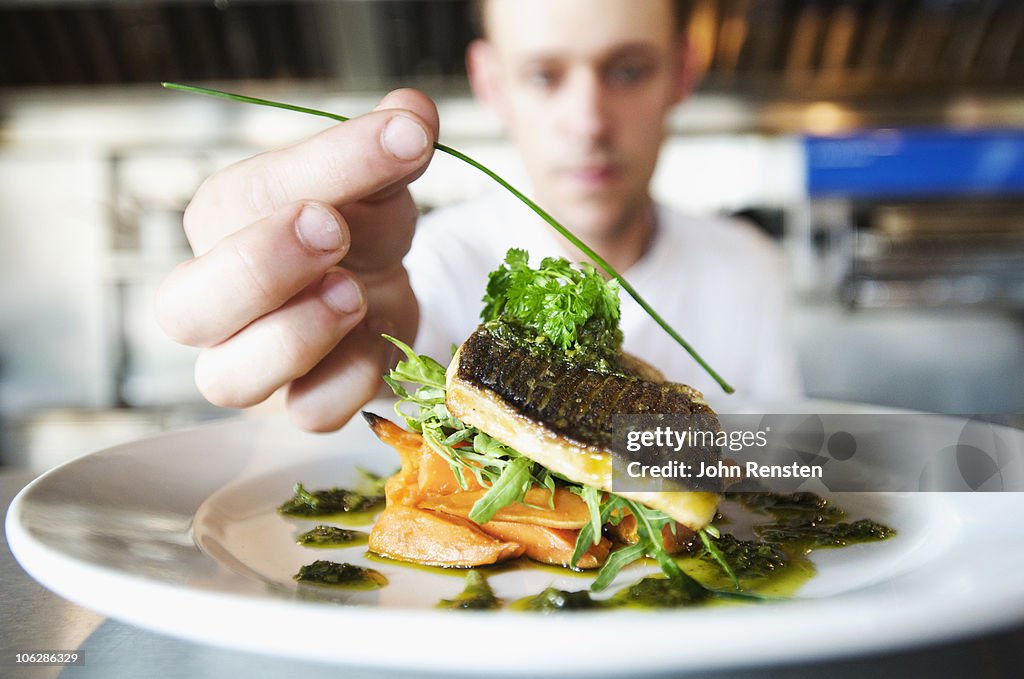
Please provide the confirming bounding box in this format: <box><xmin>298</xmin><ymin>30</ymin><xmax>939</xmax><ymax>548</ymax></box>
<box><xmin>1</xmin><ymin>0</ymin><xmax>1023</xmax><ymax>471</ymax></box>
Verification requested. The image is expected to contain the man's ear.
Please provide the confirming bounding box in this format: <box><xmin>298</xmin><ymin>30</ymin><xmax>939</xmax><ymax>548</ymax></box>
<box><xmin>466</xmin><ymin>38</ymin><xmax>503</xmax><ymax>111</ymax></box>
<box><xmin>670</xmin><ymin>35</ymin><xmax>703</xmax><ymax>105</ymax></box>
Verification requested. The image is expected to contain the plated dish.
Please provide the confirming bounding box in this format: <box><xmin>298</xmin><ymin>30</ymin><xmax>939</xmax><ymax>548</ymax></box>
<box><xmin>346</xmin><ymin>250</ymin><xmax>898</xmax><ymax>599</ymax></box>
<box><xmin>8</xmin><ymin>406</ymin><xmax>1024</xmax><ymax>673</ymax></box>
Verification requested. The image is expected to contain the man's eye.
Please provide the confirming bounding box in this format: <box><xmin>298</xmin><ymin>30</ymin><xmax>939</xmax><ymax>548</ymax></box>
<box><xmin>605</xmin><ymin>62</ymin><xmax>651</xmax><ymax>87</ymax></box>
<box><xmin>525</xmin><ymin>69</ymin><xmax>561</xmax><ymax>89</ymax></box>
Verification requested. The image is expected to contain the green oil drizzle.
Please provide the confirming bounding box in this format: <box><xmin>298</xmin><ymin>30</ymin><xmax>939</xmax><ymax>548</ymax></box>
<box><xmin>364</xmin><ymin>552</ymin><xmax>471</xmax><ymax>577</ymax></box>
<box><xmin>678</xmin><ymin>548</ymin><xmax>816</xmax><ymax>600</ymax></box>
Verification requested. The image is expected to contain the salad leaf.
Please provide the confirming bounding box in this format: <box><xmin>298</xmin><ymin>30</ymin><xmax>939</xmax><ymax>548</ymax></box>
<box><xmin>699</xmin><ymin>529</ymin><xmax>741</xmax><ymax>590</ymax></box>
<box><xmin>467</xmin><ymin>455</ymin><xmax>533</xmax><ymax>524</ymax></box>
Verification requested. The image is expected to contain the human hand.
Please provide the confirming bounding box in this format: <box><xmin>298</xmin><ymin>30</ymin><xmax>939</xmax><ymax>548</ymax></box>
<box><xmin>157</xmin><ymin>89</ymin><xmax>439</xmax><ymax>431</ymax></box>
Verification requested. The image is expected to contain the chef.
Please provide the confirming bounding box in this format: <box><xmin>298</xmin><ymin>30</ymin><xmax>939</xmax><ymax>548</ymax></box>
<box><xmin>156</xmin><ymin>0</ymin><xmax>801</xmax><ymax>431</ymax></box>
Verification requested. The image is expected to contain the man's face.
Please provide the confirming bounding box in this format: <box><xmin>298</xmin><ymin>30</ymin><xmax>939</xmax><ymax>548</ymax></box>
<box><xmin>475</xmin><ymin>0</ymin><xmax>688</xmax><ymax>239</ymax></box>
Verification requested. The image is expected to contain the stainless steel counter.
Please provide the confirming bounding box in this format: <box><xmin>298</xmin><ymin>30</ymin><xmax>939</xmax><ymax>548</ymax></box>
<box><xmin>3</xmin><ymin>469</ymin><xmax>1024</xmax><ymax>679</ymax></box>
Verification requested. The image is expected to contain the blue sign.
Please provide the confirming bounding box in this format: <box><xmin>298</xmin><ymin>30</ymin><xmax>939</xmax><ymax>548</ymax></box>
<box><xmin>805</xmin><ymin>129</ymin><xmax>1024</xmax><ymax>198</ymax></box>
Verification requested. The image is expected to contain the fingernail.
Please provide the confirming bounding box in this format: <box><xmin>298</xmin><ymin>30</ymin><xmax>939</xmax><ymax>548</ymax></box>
<box><xmin>296</xmin><ymin>204</ymin><xmax>344</xmax><ymax>253</ymax></box>
<box><xmin>382</xmin><ymin>114</ymin><xmax>429</xmax><ymax>161</ymax></box>
<box><xmin>321</xmin><ymin>272</ymin><xmax>364</xmax><ymax>315</ymax></box>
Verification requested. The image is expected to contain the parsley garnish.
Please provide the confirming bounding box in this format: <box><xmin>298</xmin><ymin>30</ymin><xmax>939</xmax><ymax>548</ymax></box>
<box><xmin>481</xmin><ymin>249</ymin><xmax>622</xmax><ymax>368</ymax></box>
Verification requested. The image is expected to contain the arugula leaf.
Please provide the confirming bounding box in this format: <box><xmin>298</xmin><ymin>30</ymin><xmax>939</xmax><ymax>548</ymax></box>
<box><xmin>569</xmin><ymin>522</ymin><xmax>596</xmax><ymax>570</ymax></box>
<box><xmin>699</xmin><ymin>528</ymin><xmax>741</xmax><ymax>590</ymax></box>
<box><xmin>580</xmin><ymin>485</ymin><xmax>603</xmax><ymax>547</ymax></box>
<box><xmin>382</xmin><ymin>338</ymin><xmax>539</xmax><ymax>520</ymax></box>
<box><xmin>472</xmin><ymin>432</ymin><xmax>514</xmax><ymax>457</ymax></box>
<box><xmin>580</xmin><ymin>497</ymin><xmax>712</xmax><ymax>596</ymax></box>
<box><xmin>382</xmin><ymin>334</ymin><xmax>446</xmax><ymax>389</ymax></box>
<box><xmin>568</xmin><ymin>484</ymin><xmax>608</xmax><ymax>571</ymax></box>
<box><xmin>569</xmin><ymin>487</ymin><xmax>620</xmax><ymax>570</ymax></box>
<box><xmin>591</xmin><ymin>543</ymin><xmax>647</xmax><ymax>592</ymax></box>
<box><xmin>468</xmin><ymin>455</ymin><xmax>533</xmax><ymax>524</ymax></box>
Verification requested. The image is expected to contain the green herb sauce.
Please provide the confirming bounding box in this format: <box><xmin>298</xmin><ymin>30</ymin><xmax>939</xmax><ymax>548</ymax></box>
<box><xmin>513</xmin><ymin>586</ymin><xmax>600</xmax><ymax>612</ymax></box>
<box><xmin>697</xmin><ymin>533</ymin><xmax>788</xmax><ymax>578</ymax></box>
<box><xmin>296</xmin><ymin>525</ymin><xmax>368</xmax><ymax>548</ymax></box>
<box><xmin>484</xmin><ymin>317</ymin><xmax>624</xmax><ymax>375</ymax></box>
<box><xmin>728</xmin><ymin>490</ymin><xmax>897</xmax><ymax>550</ymax></box>
<box><xmin>677</xmin><ymin>490</ymin><xmax>896</xmax><ymax>601</ymax></box>
<box><xmin>732</xmin><ymin>490</ymin><xmax>847</xmax><ymax>522</ymax></box>
<box><xmin>282</xmin><ymin>485</ymin><xmax>891</xmax><ymax>608</ymax></box>
<box><xmin>278</xmin><ymin>482</ymin><xmax>384</xmax><ymax>521</ymax></box>
<box><xmin>678</xmin><ymin>547</ymin><xmax>816</xmax><ymax>600</ymax></box>
<box><xmin>293</xmin><ymin>560</ymin><xmax>387</xmax><ymax>589</ymax></box>
<box><xmin>755</xmin><ymin>517</ymin><xmax>896</xmax><ymax>548</ymax></box>
<box><xmin>511</xmin><ymin>574</ymin><xmax>771</xmax><ymax>612</ymax></box>
<box><xmin>505</xmin><ymin>490</ymin><xmax>896</xmax><ymax>612</ymax></box>
<box><xmin>437</xmin><ymin>571</ymin><xmax>502</xmax><ymax>610</ymax></box>
<box><xmin>608</xmin><ymin>574</ymin><xmax>711</xmax><ymax>608</ymax></box>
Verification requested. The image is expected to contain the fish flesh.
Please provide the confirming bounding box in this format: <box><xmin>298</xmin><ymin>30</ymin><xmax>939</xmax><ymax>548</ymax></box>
<box><xmin>446</xmin><ymin>326</ymin><xmax>723</xmax><ymax>530</ymax></box>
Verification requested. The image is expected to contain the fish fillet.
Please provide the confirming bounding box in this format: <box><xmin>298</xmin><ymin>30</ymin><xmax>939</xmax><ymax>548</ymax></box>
<box><xmin>445</xmin><ymin>326</ymin><xmax>722</xmax><ymax>530</ymax></box>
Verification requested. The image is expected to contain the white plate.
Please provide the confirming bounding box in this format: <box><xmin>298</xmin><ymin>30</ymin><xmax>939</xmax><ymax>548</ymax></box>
<box><xmin>8</xmin><ymin>400</ymin><xmax>1024</xmax><ymax>675</ymax></box>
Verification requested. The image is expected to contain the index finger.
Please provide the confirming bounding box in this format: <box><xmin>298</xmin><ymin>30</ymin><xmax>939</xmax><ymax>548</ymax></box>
<box><xmin>184</xmin><ymin>89</ymin><xmax>440</xmax><ymax>255</ymax></box>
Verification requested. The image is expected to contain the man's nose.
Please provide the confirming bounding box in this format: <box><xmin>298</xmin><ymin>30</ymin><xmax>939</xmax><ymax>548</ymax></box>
<box><xmin>559</xmin><ymin>69</ymin><xmax>611</xmax><ymax>145</ymax></box>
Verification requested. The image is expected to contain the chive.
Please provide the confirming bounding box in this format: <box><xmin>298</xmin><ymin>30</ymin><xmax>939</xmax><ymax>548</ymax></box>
<box><xmin>161</xmin><ymin>82</ymin><xmax>734</xmax><ymax>394</ymax></box>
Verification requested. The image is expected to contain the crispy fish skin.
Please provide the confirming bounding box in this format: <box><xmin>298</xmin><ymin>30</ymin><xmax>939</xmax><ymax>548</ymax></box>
<box><xmin>446</xmin><ymin>327</ymin><xmax>722</xmax><ymax>530</ymax></box>
<box><xmin>454</xmin><ymin>326</ymin><xmax>715</xmax><ymax>445</ymax></box>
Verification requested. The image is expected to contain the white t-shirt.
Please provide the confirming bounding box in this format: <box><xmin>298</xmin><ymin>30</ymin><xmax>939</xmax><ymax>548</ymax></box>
<box><xmin>405</xmin><ymin>191</ymin><xmax>802</xmax><ymax>403</ymax></box>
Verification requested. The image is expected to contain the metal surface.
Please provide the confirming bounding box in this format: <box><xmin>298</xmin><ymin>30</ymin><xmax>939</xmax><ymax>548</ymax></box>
<box><xmin>3</xmin><ymin>0</ymin><xmax>1024</xmax><ymax>99</ymax></box>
